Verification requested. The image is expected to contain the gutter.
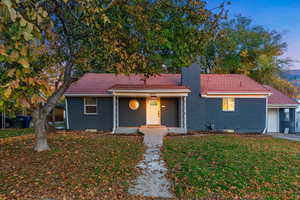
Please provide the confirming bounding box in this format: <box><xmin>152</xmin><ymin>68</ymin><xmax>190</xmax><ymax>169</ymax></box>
<box><xmin>264</xmin><ymin>97</ymin><xmax>268</xmax><ymax>134</ymax></box>
<box><xmin>268</xmin><ymin>104</ymin><xmax>299</xmax><ymax>108</ymax></box>
<box><xmin>64</xmin><ymin>94</ymin><xmax>112</xmax><ymax>97</ymax></box>
<box><xmin>207</xmin><ymin>92</ymin><xmax>272</xmax><ymax>95</ymax></box>
<box><xmin>108</xmin><ymin>89</ymin><xmax>191</xmax><ymax>93</ymax></box>
<box><xmin>65</xmin><ymin>98</ymin><xmax>70</xmax><ymax>130</ymax></box>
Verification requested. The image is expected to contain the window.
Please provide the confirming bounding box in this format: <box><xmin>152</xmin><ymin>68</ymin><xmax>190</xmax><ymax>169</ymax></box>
<box><xmin>284</xmin><ymin>108</ymin><xmax>290</xmax><ymax>121</ymax></box>
<box><xmin>222</xmin><ymin>98</ymin><xmax>235</xmax><ymax>111</ymax></box>
<box><xmin>84</xmin><ymin>97</ymin><xmax>97</xmax><ymax>114</ymax></box>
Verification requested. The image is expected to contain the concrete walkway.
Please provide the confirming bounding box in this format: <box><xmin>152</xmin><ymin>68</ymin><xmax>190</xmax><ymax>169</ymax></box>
<box><xmin>268</xmin><ymin>133</ymin><xmax>300</xmax><ymax>142</ymax></box>
<box><xmin>128</xmin><ymin>127</ymin><xmax>173</xmax><ymax>198</ymax></box>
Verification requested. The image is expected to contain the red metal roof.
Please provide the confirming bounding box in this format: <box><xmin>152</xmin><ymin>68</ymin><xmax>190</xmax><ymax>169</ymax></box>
<box><xmin>263</xmin><ymin>85</ymin><xmax>299</xmax><ymax>105</ymax></box>
<box><xmin>201</xmin><ymin>74</ymin><xmax>269</xmax><ymax>95</ymax></box>
<box><xmin>65</xmin><ymin>73</ymin><xmax>181</xmax><ymax>95</ymax></box>
<box><xmin>65</xmin><ymin>73</ymin><xmax>270</xmax><ymax>95</ymax></box>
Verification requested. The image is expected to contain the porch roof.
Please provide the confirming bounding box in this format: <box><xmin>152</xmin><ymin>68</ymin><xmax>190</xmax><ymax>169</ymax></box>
<box><xmin>109</xmin><ymin>84</ymin><xmax>188</xmax><ymax>90</ymax></box>
<box><xmin>263</xmin><ymin>85</ymin><xmax>299</xmax><ymax>107</ymax></box>
<box><xmin>108</xmin><ymin>84</ymin><xmax>189</xmax><ymax>92</ymax></box>
<box><xmin>108</xmin><ymin>84</ymin><xmax>190</xmax><ymax>97</ymax></box>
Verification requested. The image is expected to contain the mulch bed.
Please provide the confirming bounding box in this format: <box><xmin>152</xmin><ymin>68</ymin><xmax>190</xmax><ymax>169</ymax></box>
<box><xmin>167</xmin><ymin>131</ymin><xmax>270</xmax><ymax>138</ymax></box>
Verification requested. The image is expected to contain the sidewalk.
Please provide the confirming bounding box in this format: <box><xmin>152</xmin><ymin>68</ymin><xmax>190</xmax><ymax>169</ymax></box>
<box><xmin>267</xmin><ymin>133</ymin><xmax>300</xmax><ymax>142</ymax></box>
<box><xmin>128</xmin><ymin>128</ymin><xmax>173</xmax><ymax>198</ymax></box>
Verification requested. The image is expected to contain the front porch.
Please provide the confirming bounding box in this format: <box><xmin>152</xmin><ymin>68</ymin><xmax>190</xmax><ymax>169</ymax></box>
<box><xmin>109</xmin><ymin>85</ymin><xmax>190</xmax><ymax>134</ymax></box>
<box><xmin>114</xmin><ymin>126</ymin><xmax>187</xmax><ymax>134</ymax></box>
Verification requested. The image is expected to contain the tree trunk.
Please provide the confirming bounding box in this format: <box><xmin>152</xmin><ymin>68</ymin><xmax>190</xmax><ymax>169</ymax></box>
<box><xmin>32</xmin><ymin>109</ymin><xmax>50</xmax><ymax>152</ymax></box>
<box><xmin>31</xmin><ymin>78</ymin><xmax>74</xmax><ymax>152</ymax></box>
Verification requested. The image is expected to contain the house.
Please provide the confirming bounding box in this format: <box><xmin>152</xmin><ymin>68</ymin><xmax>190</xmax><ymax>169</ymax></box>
<box><xmin>47</xmin><ymin>104</ymin><xmax>65</xmax><ymax>123</ymax></box>
<box><xmin>64</xmin><ymin>64</ymin><xmax>277</xmax><ymax>134</ymax></box>
<box><xmin>264</xmin><ymin>85</ymin><xmax>299</xmax><ymax>133</ymax></box>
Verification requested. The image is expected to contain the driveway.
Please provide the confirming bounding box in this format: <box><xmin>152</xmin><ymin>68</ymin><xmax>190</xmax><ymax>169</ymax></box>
<box><xmin>268</xmin><ymin>133</ymin><xmax>300</xmax><ymax>142</ymax></box>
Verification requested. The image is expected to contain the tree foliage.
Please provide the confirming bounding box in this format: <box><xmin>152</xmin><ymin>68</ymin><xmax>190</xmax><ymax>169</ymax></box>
<box><xmin>0</xmin><ymin>0</ymin><xmax>56</xmax><ymax>108</ymax></box>
<box><xmin>0</xmin><ymin>0</ymin><xmax>226</xmax><ymax>151</ymax></box>
<box><xmin>201</xmin><ymin>15</ymin><xmax>299</xmax><ymax>97</ymax></box>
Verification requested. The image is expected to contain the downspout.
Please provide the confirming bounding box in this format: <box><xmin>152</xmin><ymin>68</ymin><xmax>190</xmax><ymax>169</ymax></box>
<box><xmin>65</xmin><ymin>98</ymin><xmax>70</xmax><ymax>130</ymax></box>
<box><xmin>263</xmin><ymin>97</ymin><xmax>268</xmax><ymax>134</ymax></box>
<box><xmin>295</xmin><ymin>108</ymin><xmax>297</xmax><ymax>133</ymax></box>
<box><xmin>112</xmin><ymin>95</ymin><xmax>116</xmax><ymax>133</ymax></box>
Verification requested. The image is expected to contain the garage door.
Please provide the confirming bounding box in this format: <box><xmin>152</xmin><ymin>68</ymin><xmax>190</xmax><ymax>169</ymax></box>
<box><xmin>268</xmin><ymin>108</ymin><xmax>279</xmax><ymax>132</ymax></box>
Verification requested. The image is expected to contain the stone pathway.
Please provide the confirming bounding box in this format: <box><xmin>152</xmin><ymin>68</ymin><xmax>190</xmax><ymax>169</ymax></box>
<box><xmin>128</xmin><ymin>128</ymin><xmax>173</xmax><ymax>198</ymax></box>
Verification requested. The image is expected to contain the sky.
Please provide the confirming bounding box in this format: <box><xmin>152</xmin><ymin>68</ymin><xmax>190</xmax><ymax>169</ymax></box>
<box><xmin>208</xmin><ymin>0</ymin><xmax>300</xmax><ymax>70</ymax></box>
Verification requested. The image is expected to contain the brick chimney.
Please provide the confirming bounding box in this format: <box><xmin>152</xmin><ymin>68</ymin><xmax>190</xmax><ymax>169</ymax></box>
<box><xmin>181</xmin><ymin>63</ymin><xmax>201</xmax><ymax>95</ymax></box>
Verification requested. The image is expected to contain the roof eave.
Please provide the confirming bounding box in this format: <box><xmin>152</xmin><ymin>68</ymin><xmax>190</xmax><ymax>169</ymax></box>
<box><xmin>107</xmin><ymin>89</ymin><xmax>191</xmax><ymax>93</ymax></box>
<box><xmin>268</xmin><ymin>104</ymin><xmax>299</xmax><ymax>108</ymax></box>
<box><xmin>206</xmin><ymin>92</ymin><xmax>271</xmax><ymax>95</ymax></box>
<box><xmin>64</xmin><ymin>93</ymin><xmax>112</xmax><ymax>97</ymax></box>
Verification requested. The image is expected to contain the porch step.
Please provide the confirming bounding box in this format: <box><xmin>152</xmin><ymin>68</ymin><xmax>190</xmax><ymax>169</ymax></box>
<box><xmin>139</xmin><ymin>125</ymin><xmax>168</xmax><ymax>135</ymax></box>
<box><xmin>140</xmin><ymin>125</ymin><xmax>167</xmax><ymax>129</ymax></box>
<box><xmin>114</xmin><ymin>127</ymin><xmax>138</xmax><ymax>134</ymax></box>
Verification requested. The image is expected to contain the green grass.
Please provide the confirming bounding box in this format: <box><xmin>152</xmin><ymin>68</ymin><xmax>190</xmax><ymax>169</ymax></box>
<box><xmin>0</xmin><ymin>133</ymin><xmax>144</xmax><ymax>199</ymax></box>
<box><xmin>163</xmin><ymin>135</ymin><xmax>300</xmax><ymax>199</ymax></box>
<box><xmin>0</xmin><ymin>128</ymin><xmax>34</xmax><ymax>138</ymax></box>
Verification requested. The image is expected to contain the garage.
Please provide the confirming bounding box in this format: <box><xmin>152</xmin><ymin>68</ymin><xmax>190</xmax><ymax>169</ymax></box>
<box><xmin>267</xmin><ymin>108</ymin><xmax>279</xmax><ymax>132</ymax></box>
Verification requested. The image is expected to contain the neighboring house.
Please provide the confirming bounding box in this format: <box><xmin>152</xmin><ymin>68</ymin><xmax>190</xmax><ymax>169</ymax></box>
<box><xmin>263</xmin><ymin>85</ymin><xmax>299</xmax><ymax>133</ymax></box>
<box><xmin>64</xmin><ymin>64</ymin><xmax>273</xmax><ymax>134</ymax></box>
<box><xmin>47</xmin><ymin>104</ymin><xmax>65</xmax><ymax>123</ymax></box>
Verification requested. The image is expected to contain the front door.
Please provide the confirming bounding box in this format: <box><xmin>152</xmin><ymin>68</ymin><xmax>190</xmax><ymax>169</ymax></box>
<box><xmin>146</xmin><ymin>98</ymin><xmax>161</xmax><ymax>125</ymax></box>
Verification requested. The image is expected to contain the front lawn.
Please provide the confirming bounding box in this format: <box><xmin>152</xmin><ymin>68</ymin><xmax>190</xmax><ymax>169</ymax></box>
<box><xmin>164</xmin><ymin>135</ymin><xmax>300</xmax><ymax>199</ymax></box>
<box><xmin>0</xmin><ymin>133</ymin><xmax>143</xmax><ymax>199</ymax></box>
<box><xmin>0</xmin><ymin>128</ymin><xmax>34</xmax><ymax>138</ymax></box>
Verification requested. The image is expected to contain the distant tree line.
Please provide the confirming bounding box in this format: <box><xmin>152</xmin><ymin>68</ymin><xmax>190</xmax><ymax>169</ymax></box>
<box><xmin>200</xmin><ymin>15</ymin><xmax>299</xmax><ymax>97</ymax></box>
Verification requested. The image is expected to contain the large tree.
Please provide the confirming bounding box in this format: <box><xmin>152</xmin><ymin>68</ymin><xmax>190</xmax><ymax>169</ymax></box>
<box><xmin>0</xmin><ymin>0</ymin><xmax>226</xmax><ymax>151</ymax></box>
<box><xmin>201</xmin><ymin>15</ymin><xmax>299</xmax><ymax>97</ymax></box>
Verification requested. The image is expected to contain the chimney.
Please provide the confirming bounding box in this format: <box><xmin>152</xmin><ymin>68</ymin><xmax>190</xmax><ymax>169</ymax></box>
<box><xmin>181</xmin><ymin>63</ymin><xmax>201</xmax><ymax>95</ymax></box>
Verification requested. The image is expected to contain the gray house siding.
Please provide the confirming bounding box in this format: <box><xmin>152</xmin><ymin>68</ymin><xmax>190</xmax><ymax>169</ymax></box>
<box><xmin>181</xmin><ymin>63</ymin><xmax>266</xmax><ymax>133</ymax></box>
<box><xmin>161</xmin><ymin>98</ymin><xmax>179</xmax><ymax>127</ymax></box>
<box><xmin>205</xmin><ymin>98</ymin><xmax>266</xmax><ymax>133</ymax></box>
<box><xmin>67</xmin><ymin>97</ymin><xmax>180</xmax><ymax>130</ymax></box>
<box><xmin>67</xmin><ymin>97</ymin><xmax>113</xmax><ymax>131</ymax></box>
<box><xmin>119</xmin><ymin>98</ymin><xmax>146</xmax><ymax>127</ymax></box>
<box><xmin>182</xmin><ymin>63</ymin><xmax>207</xmax><ymax>130</ymax></box>
<box><xmin>279</xmin><ymin>108</ymin><xmax>296</xmax><ymax>133</ymax></box>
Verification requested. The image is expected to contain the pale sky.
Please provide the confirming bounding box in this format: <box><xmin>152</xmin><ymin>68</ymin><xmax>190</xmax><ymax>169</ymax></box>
<box><xmin>209</xmin><ymin>0</ymin><xmax>300</xmax><ymax>70</ymax></box>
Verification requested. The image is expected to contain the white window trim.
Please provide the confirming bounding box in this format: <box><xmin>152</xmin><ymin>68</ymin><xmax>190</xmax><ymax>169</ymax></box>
<box><xmin>222</xmin><ymin>97</ymin><xmax>235</xmax><ymax>112</ymax></box>
<box><xmin>84</xmin><ymin>97</ymin><xmax>97</xmax><ymax>115</ymax></box>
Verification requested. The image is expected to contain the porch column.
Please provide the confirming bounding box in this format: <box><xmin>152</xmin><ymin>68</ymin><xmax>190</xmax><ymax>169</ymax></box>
<box><xmin>116</xmin><ymin>96</ymin><xmax>119</xmax><ymax>128</ymax></box>
<box><xmin>113</xmin><ymin>95</ymin><xmax>116</xmax><ymax>133</ymax></box>
<box><xmin>180</xmin><ymin>97</ymin><xmax>184</xmax><ymax>128</ymax></box>
<box><xmin>183</xmin><ymin>96</ymin><xmax>187</xmax><ymax>129</ymax></box>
